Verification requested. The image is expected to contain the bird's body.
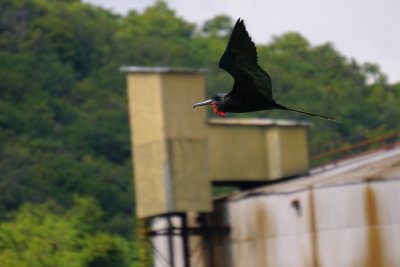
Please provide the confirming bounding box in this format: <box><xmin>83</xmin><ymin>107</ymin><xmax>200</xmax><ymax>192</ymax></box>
<box><xmin>193</xmin><ymin>19</ymin><xmax>337</xmax><ymax>121</ymax></box>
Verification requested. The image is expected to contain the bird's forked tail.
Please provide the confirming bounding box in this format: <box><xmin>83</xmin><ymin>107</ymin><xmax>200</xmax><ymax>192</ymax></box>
<box><xmin>276</xmin><ymin>104</ymin><xmax>339</xmax><ymax>122</ymax></box>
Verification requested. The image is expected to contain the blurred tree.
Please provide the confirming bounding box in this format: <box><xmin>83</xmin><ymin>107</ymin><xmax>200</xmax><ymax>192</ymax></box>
<box><xmin>114</xmin><ymin>0</ymin><xmax>197</xmax><ymax>67</ymax></box>
<box><xmin>255</xmin><ymin>32</ymin><xmax>400</xmax><ymax>154</ymax></box>
<box><xmin>0</xmin><ymin>197</ymin><xmax>135</xmax><ymax>267</ymax></box>
<box><xmin>201</xmin><ymin>15</ymin><xmax>233</xmax><ymax>38</ymax></box>
<box><xmin>0</xmin><ymin>0</ymin><xmax>134</xmax><ymax>238</ymax></box>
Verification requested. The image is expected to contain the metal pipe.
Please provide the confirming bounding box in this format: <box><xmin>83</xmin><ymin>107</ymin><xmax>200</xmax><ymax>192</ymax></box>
<box><xmin>180</xmin><ymin>213</ymin><xmax>191</xmax><ymax>267</ymax></box>
<box><xmin>166</xmin><ymin>215</ymin><xmax>175</xmax><ymax>267</ymax></box>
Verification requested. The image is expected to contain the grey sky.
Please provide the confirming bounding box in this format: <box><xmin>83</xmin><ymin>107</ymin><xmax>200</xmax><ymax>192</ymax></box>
<box><xmin>84</xmin><ymin>0</ymin><xmax>400</xmax><ymax>83</ymax></box>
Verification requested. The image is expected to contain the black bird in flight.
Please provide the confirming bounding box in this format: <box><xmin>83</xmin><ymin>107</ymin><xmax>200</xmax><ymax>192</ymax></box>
<box><xmin>193</xmin><ymin>19</ymin><xmax>336</xmax><ymax>121</ymax></box>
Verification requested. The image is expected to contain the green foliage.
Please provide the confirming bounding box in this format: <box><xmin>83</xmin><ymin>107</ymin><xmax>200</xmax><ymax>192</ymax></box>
<box><xmin>0</xmin><ymin>0</ymin><xmax>134</xmax><ymax>237</ymax></box>
<box><xmin>114</xmin><ymin>0</ymin><xmax>197</xmax><ymax>67</ymax></box>
<box><xmin>202</xmin><ymin>15</ymin><xmax>233</xmax><ymax>38</ymax></box>
<box><xmin>255</xmin><ymin>32</ymin><xmax>400</xmax><ymax>153</ymax></box>
<box><xmin>0</xmin><ymin>197</ymin><xmax>135</xmax><ymax>267</ymax></box>
<box><xmin>84</xmin><ymin>234</ymin><xmax>130</xmax><ymax>267</ymax></box>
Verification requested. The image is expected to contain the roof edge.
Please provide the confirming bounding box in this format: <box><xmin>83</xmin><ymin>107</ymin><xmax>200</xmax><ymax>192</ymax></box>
<box><xmin>119</xmin><ymin>66</ymin><xmax>207</xmax><ymax>74</ymax></box>
<box><xmin>208</xmin><ymin>118</ymin><xmax>312</xmax><ymax>127</ymax></box>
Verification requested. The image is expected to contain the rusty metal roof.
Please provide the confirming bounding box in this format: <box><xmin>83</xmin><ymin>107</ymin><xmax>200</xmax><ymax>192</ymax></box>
<box><xmin>222</xmin><ymin>144</ymin><xmax>400</xmax><ymax>201</ymax></box>
<box><xmin>205</xmin><ymin>142</ymin><xmax>400</xmax><ymax>267</ymax></box>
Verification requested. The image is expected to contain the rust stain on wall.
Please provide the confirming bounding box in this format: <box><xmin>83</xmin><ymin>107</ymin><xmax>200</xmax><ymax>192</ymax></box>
<box><xmin>255</xmin><ymin>201</ymin><xmax>268</xmax><ymax>238</ymax></box>
<box><xmin>364</xmin><ymin>184</ymin><xmax>386</xmax><ymax>267</ymax></box>
<box><xmin>308</xmin><ymin>189</ymin><xmax>320</xmax><ymax>267</ymax></box>
<box><xmin>255</xmin><ymin>201</ymin><xmax>268</xmax><ymax>266</ymax></box>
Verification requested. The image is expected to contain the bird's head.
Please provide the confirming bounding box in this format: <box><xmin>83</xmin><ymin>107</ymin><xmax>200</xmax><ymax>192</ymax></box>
<box><xmin>193</xmin><ymin>93</ymin><xmax>227</xmax><ymax>117</ymax></box>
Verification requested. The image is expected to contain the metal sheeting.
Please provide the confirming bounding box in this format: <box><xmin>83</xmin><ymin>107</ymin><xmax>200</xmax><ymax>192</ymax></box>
<box><xmin>221</xmin><ymin>145</ymin><xmax>400</xmax><ymax>199</ymax></box>
<box><xmin>219</xmin><ymin>181</ymin><xmax>400</xmax><ymax>267</ymax></box>
<box><xmin>152</xmin><ymin>217</ymin><xmax>185</xmax><ymax>267</ymax></box>
<box><xmin>150</xmin><ymin>146</ymin><xmax>400</xmax><ymax>267</ymax></box>
<box><xmin>210</xmin><ymin>146</ymin><xmax>400</xmax><ymax>267</ymax></box>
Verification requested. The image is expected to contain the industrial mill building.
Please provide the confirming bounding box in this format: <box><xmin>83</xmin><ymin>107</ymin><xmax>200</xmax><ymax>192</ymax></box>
<box><xmin>122</xmin><ymin>66</ymin><xmax>400</xmax><ymax>267</ymax></box>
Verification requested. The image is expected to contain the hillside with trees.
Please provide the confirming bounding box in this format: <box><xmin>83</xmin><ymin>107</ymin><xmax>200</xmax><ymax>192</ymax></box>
<box><xmin>1</xmin><ymin>0</ymin><xmax>399</xmax><ymax>265</ymax></box>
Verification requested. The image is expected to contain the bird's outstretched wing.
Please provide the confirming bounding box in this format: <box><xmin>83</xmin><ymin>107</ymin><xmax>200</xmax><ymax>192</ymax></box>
<box><xmin>219</xmin><ymin>19</ymin><xmax>273</xmax><ymax>101</ymax></box>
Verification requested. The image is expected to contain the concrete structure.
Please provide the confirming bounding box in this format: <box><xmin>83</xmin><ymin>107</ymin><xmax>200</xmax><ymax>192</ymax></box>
<box><xmin>208</xmin><ymin>118</ymin><xmax>310</xmax><ymax>181</ymax></box>
<box><xmin>122</xmin><ymin>66</ymin><xmax>310</xmax><ymax>219</ymax></box>
<box><xmin>122</xmin><ymin>66</ymin><xmax>400</xmax><ymax>267</ymax></box>
<box><xmin>122</xmin><ymin>66</ymin><xmax>211</xmax><ymax>218</ymax></box>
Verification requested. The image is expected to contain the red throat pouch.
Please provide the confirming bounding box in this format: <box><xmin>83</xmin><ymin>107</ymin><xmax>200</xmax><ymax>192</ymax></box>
<box><xmin>211</xmin><ymin>103</ymin><xmax>227</xmax><ymax>117</ymax></box>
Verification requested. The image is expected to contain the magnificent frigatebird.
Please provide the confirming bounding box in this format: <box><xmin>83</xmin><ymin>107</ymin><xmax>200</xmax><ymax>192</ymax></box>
<box><xmin>193</xmin><ymin>18</ymin><xmax>336</xmax><ymax>121</ymax></box>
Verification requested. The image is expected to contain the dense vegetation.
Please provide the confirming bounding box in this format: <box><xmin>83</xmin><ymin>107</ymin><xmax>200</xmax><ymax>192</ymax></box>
<box><xmin>1</xmin><ymin>0</ymin><xmax>399</xmax><ymax>265</ymax></box>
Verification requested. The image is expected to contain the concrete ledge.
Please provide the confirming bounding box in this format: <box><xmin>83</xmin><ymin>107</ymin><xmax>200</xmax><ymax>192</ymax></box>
<box><xmin>208</xmin><ymin>118</ymin><xmax>312</xmax><ymax>127</ymax></box>
<box><xmin>120</xmin><ymin>66</ymin><xmax>207</xmax><ymax>74</ymax></box>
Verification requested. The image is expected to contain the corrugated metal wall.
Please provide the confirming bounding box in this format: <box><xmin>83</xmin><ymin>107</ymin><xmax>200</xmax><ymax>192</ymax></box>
<box><xmin>208</xmin><ymin>179</ymin><xmax>400</xmax><ymax>267</ymax></box>
<box><xmin>151</xmin><ymin>147</ymin><xmax>400</xmax><ymax>267</ymax></box>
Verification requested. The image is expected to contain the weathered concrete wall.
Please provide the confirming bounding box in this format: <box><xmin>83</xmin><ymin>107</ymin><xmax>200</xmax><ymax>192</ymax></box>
<box><xmin>208</xmin><ymin>119</ymin><xmax>310</xmax><ymax>181</ymax></box>
<box><xmin>123</xmin><ymin>67</ymin><xmax>311</xmax><ymax>218</ymax></box>
<box><xmin>125</xmin><ymin>68</ymin><xmax>211</xmax><ymax>218</ymax></box>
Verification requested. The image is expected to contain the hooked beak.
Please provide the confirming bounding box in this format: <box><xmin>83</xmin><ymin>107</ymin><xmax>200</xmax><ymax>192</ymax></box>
<box><xmin>193</xmin><ymin>99</ymin><xmax>213</xmax><ymax>109</ymax></box>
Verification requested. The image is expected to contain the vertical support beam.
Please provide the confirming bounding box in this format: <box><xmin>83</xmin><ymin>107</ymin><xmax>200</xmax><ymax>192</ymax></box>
<box><xmin>180</xmin><ymin>213</ymin><xmax>191</xmax><ymax>267</ymax></box>
<box><xmin>203</xmin><ymin>215</ymin><xmax>215</xmax><ymax>267</ymax></box>
<box><xmin>166</xmin><ymin>216</ymin><xmax>176</xmax><ymax>267</ymax></box>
